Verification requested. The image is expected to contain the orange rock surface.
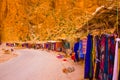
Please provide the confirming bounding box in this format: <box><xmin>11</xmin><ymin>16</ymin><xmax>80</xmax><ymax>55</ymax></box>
<box><xmin>0</xmin><ymin>0</ymin><xmax>116</xmax><ymax>42</ymax></box>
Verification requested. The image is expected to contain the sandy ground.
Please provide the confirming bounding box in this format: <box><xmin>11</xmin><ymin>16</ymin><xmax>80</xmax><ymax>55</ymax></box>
<box><xmin>0</xmin><ymin>44</ymin><xmax>17</xmax><ymax>63</ymax></box>
<box><xmin>0</xmin><ymin>52</ymin><xmax>17</xmax><ymax>63</ymax></box>
<box><xmin>0</xmin><ymin>48</ymin><xmax>84</xmax><ymax>80</ymax></box>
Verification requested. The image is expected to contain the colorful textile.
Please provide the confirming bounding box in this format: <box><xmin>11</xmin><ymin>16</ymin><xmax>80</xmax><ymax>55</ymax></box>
<box><xmin>91</xmin><ymin>36</ymin><xmax>96</xmax><ymax>78</ymax></box>
<box><xmin>108</xmin><ymin>36</ymin><xmax>115</xmax><ymax>80</ymax></box>
<box><xmin>74</xmin><ymin>42</ymin><xmax>79</xmax><ymax>62</ymax></box>
<box><xmin>79</xmin><ymin>40</ymin><xmax>84</xmax><ymax>59</ymax></box>
<box><xmin>84</xmin><ymin>34</ymin><xmax>116</xmax><ymax>80</ymax></box>
<box><xmin>103</xmin><ymin>35</ymin><xmax>109</xmax><ymax>80</ymax></box>
<box><xmin>57</xmin><ymin>54</ymin><xmax>64</xmax><ymax>59</ymax></box>
<box><xmin>95</xmin><ymin>36</ymin><xmax>101</xmax><ymax>79</ymax></box>
<box><xmin>71</xmin><ymin>53</ymin><xmax>75</xmax><ymax>61</ymax></box>
<box><xmin>64</xmin><ymin>42</ymin><xmax>70</xmax><ymax>49</ymax></box>
<box><xmin>82</xmin><ymin>38</ymin><xmax>87</xmax><ymax>54</ymax></box>
<box><xmin>74</xmin><ymin>42</ymin><xmax>79</xmax><ymax>53</ymax></box>
<box><xmin>84</xmin><ymin>34</ymin><xmax>93</xmax><ymax>79</ymax></box>
<box><xmin>98</xmin><ymin>35</ymin><xmax>106</xmax><ymax>80</ymax></box>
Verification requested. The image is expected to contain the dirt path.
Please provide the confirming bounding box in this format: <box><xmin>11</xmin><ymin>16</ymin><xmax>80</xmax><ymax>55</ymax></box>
<box><xmin>0</xmin><ymin>44</ymin><xmax>17</xmax><ymax>63</ymax></box>
<box><xmin>0</xmin><ymin>49</ymin><xmax>84</xmax><ymax>80</ymax></box>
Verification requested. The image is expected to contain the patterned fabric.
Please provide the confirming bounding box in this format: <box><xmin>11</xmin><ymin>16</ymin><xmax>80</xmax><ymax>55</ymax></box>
<box><xmin>79</xmin><ymin>40</ymin><xmax>84</xmax><ymax>59</ymax></box>
<box><xmin>84</xmin><ymin>34</ymin><xmax>116</xmax><ymax>80</ymax></box>
<box><xmin>108</xmin><ymin>36</ymin><xmax>115</xmax><ymax>80</ymax></box>
<box><xmin>99</xmin><ymin>35</ymin><xmax>106</xmax><ymax>80</ymax></box>
<box><xmin>82</xmin><ymin>38</ymin><xmax>87</xmax><ymax>54</ymax></box>
<box><xmin>95</xmin><ymin>36</ymin><xmax>101</xmax><ymax>79</ymax></box>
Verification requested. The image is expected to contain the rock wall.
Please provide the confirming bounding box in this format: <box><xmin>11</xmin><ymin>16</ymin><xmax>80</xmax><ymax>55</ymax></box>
<box><xmin>0</xmin><ymin>0</ymin><xmax>117</xmax><ymax>42</ymax></box>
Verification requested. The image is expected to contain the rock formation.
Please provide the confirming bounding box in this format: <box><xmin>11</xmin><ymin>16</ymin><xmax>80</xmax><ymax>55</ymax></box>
<box><xmin>0</xmin><ymin>0</ymin><xmax>118</xmax><ymax>42</ymax></box>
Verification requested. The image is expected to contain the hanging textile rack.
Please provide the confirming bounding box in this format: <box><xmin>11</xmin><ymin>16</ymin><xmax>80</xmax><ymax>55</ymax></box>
<box><xmin>113</xmin><ymin>2</ymin><xmax>120</xmax><ymax>79</ymax></box>
<box><xmin>113</xmin><ymin>38</ymin><xmax>120</xmax><ymax>80</ymax></box>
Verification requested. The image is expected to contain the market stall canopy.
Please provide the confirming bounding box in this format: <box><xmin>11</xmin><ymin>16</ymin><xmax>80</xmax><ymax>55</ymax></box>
<box><xmin>76</xmin><ymin>6</ymin><xmax>120</xmax><ymax>36</ymax></box>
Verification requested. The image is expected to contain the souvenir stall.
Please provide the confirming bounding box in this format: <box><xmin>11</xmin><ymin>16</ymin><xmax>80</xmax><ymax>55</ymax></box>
<box><xmin>84</xmin><ymin>33</ymin><xmax>119</xmax><ymax>80</ymax></box>
<box><xmin>35</xmin><ymin>41</ymin><xmax>46</xmax><ymax>49</ymax></box>
<box><xmin>47</xmin><ymin>41</ymin><xmax>56</xmax><ymax>51</ymax></box>
<box><xmin>73</xmin><ymin>37</ymin><xmax>87</xmax><ymax>61</ymax></box>
<box><xmin>61</xmin><ymin>40</ymin><xmax>70</xmax><ymax>54</ymax></box>
<box><xmin>26</xmin><ymin>41</ymin><xmax>35</xmax><ymax>48</ymax></box>
<box><xmin>34</xmin><ymin>43</ymin><xmax>41</xmax><ymax>49</ymax></box>
<box><xmin>43</xmin><ymin>42</ymin><xmax>48</xmax><ymax>49</ymax></box>
<box><xmin>77</xmin><ymin>4</ymin><xmax>120</xmax><ymax>80</ymax></box>
<box><xmin>18</xmin><ymin>42</ymin><xmax>24</xmax><ymax>48</ymax></box>
<box><xmin>22</xmin><ymin>43</ymin><xmax>28</xmax><ymax>48</ymax></box>
<box><xmin>55</xmin><ymin>41</ymin><xmax>62</xmax><ymax>52</ymax></box>
<box><xmin>6</xmin><ymin>43</ymin><xmax>15</xmax><ymax>47</ymax></box>
<box><xmin>15</xmin><ymin>43</ymin><xmax>19</xmax><ymax>47</ymax></box>
<box><xmin>40</xmin><ymin>42</ymin><xmax>45</xmax><ymax>49</ymax></box>
<box><xmin>43</xmin><ymin>42</ymin><xmax>51</xmax><ymax>50</ymax></box>
<box><xmin>41</xmin><ymin>42</ymin><xmax>45</xmax><ymax>49</ymax></box>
